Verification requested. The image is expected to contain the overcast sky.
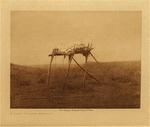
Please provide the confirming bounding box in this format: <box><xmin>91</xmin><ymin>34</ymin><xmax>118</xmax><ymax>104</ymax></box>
<box><xmin>11</xmin><ymin>11</ymin><xmax>141</xmax><ymax>65</ymax></box>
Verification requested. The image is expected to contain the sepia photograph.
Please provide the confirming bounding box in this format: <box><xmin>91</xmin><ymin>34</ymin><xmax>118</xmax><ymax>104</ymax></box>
<box><xmin>10</xmin><ymin>11</ymin><xmax>141</xmax><ymax>108</ymax></box>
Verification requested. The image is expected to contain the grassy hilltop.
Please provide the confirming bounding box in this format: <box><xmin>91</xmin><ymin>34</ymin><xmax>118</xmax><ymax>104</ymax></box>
<box><xmin>10</xmin><ymin>61</ymin><xmax>140</xmax><ymax>108</ymax></box>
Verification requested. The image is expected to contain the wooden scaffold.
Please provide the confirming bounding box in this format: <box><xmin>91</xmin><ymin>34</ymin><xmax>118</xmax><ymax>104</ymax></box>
<box><xmin>47</xmin><ymin>43</ymin><xmax>99</xmax><ymax>89</ymax></box>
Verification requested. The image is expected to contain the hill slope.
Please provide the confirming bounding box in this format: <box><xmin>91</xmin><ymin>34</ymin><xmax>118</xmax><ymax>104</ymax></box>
<box><xmin>10</xmin><ymin>61</ymin><xmax>141</xmax><ymax>108</ymax></box>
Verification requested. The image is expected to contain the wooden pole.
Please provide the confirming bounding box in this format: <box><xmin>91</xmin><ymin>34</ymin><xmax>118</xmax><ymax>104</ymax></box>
<box><xmin>63</xmin><ymin>56</ymin><xmax>72</xmax><ymax>89</ymax></box>
<box><xmin>83</xmin><ymin>55</ymin><xmax>88</xmax><ymax>88</ymax></box>
<box><xmin>72</xmin><ymin>57</ymin><xmax>99</xmax><ymax>83</ymax></box>
<box><xmin>47</xmin><ymin>55</ymin><xmax>54</xmax><ymax>88</ymax></box>
<box><xmin>90</xmin><ymin>52</ymin><xmax>99</xmax><ymax>63</ymax></box>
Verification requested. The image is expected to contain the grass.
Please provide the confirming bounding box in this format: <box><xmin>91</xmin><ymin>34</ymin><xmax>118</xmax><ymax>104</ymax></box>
<box><xmin>10</xmin><ymin>61</ymin><xmax>141</xmax><ymax>108</ymax></box>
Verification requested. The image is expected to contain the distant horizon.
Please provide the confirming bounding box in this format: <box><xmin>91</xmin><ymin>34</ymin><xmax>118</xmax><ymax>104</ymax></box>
<box><xmin>11</xmin><ymin>59</ymin><xmax>141</xmax><ymax>66</ymax></box>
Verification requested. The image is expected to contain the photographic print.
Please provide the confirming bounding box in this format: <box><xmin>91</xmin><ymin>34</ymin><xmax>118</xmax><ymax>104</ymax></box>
<box><xmin>10</xmin><ymin>11</ymin><xmax>141</xmax><ymax>108</ymax></box>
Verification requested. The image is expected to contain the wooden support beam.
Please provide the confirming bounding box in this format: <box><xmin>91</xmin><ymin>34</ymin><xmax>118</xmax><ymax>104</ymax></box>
<box><xmin>72</xmin><ymin>57</ymin><xmax>99</xmax><ymax>83</ymax></box>
<box><xmin>63</xmin><ymin>56</ymin><xmax>72</xmax><ymax>89</ymax></box>
<box><xmin>47</xmin><ymin>55</ymin><xmax>54</xmax><ymax>88</ymax></box>
<box><xmin>83</xmin><ymin>55</ymin><xmax>88</xmax><ymax>88</ymax></box>
<box><xmin>90</xmin><ymin>52</ymin><xmax>99</xmax><ymax>63</ymax></box>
